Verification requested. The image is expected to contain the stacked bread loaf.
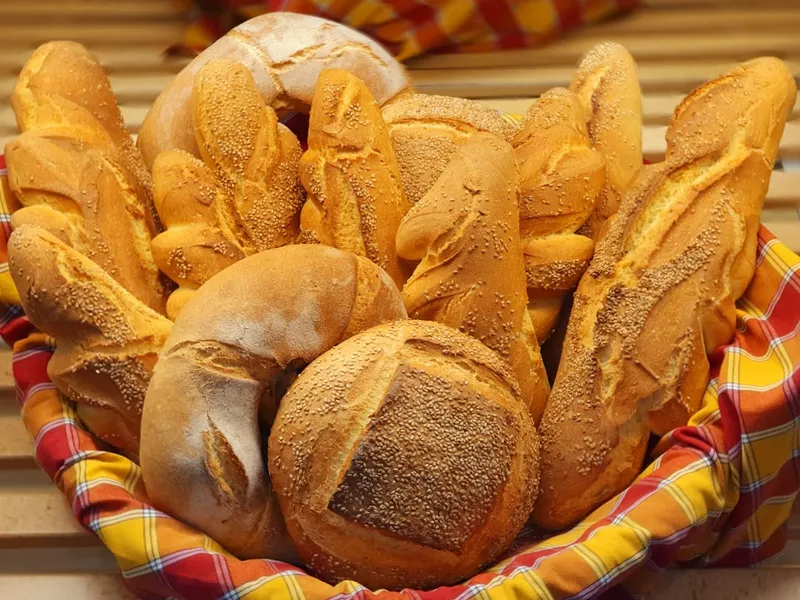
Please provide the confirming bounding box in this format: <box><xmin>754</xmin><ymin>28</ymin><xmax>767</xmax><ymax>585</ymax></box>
<box><xmin>4</xmin><ymin>13</ymin><xmax>797</xmax><ymax>592</ymax></box>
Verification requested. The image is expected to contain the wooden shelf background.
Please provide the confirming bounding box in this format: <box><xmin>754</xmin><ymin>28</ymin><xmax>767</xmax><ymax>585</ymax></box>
<box><xmin>0</xmin><ymin>0</ymin><xmax>798</xmax><ymax>598</ymax></box>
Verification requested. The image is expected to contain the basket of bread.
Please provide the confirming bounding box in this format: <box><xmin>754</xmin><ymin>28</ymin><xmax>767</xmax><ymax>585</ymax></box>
<box><xmin>2</xmin><ymin>11</ymin><xmax>800</xmax><ymax>600</ymax></box>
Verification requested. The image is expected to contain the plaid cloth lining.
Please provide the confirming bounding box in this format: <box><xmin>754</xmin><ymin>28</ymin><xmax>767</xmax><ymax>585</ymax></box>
<box><xmin>2</xmin><ymin>153</ymin><xmax>800</xmax><ymax>598</ymax></box>
<box><xmin>175</xmin><ymin>0</ymin><xmax>640</xmax><ymax>61</ymax></box>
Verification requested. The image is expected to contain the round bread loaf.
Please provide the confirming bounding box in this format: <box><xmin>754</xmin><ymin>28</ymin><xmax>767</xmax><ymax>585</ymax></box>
<box><xmin>268</xmin><ymin>320</ymin><xmax>540</xmax><ymax>590</ymax></box>
<box><xmin>139</xmin><ymin>244</ymin><xmax>407</xmax><ymax>562</ymax></box>
<box><xmin>138</xmin><ymin>12</ymin><xmax>411</xmax><ymax>169</ymax></box>
<box><xmin>381</xmin><ymin>93</ymin><xmax>519</xmax><ymax>205</ymax></box>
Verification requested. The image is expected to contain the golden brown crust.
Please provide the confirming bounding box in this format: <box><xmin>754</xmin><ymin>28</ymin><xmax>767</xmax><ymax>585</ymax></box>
<box><xmin>397</xmin><ymin>132</ymin><xmax>549</xmax><ymax>423</ymax></box>
<box><xmin>512</xmin><ymin>88</ymin><xmax>604</xmax><ymax>343</ymax></box>
<box><xmin>140</xmin><ymin>244</ymin><xmax>407</xmax><ymax>562</ymax></box>
<box><xmin>7</xmin><ymin>42</ymin><xmax>169</xmax><ymax>314</ymax></box>
<box><xmin>533</xmin><ymin>57</ymin><xmax>797</xmax><ymax>530</ymax></box>
<box><xmin>268</xmin><ymin>320</ymin><xmax>539</xmax><ymax>590</ymax></box>
<box><xmin>299</xmin><ymin>69</ymin><xmax>411</xmax><ymax>288</ymax></box>
<box><xmin>570</xmin><ymin>42</ymin><xmax>643</xmax><ymax>240</ymax></box>
<box><xmin>151</xmin><ymin>59</ymin><xmax>305</xmax><ymax>318</ymax></box>
<box><xmin>138</xmin><ymin>13</ymin><xmax>411</xmax><ymax>169</ymax></box>
<box><xmin>382</xmin><ymin>93</ymin><xmax>519</xmax><ymax>205</ymax></box>
<box><xmin>8</xmin><ymin>225</ymin><xmax>172</xmax><ymax>459</ymax></box>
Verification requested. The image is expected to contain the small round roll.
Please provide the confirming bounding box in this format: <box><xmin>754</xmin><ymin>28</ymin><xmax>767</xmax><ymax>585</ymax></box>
<box><xmin>140</xmin><ymin>244</ymin><xmax>407</xmax><ymax>562</ymax></box>
<box><xmin>269</xmin><ymin>320</ymin><xmax>540</xmax><ymax>590</ymax></box>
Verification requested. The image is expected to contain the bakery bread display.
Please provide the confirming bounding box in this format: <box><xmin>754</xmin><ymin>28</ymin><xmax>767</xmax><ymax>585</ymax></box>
<box><xmin>299</xmin><ymin>69</ymin><xmax>411</xmax><ymax>287</ymax></box>
<box><xmin>533</xmin><ymin>57</ymin><xmax>797</xmax><ymax>530</ymax></box>
<box><xmin>269</xmin><ymin>319</ymin><xmax>539</xmax><ymax>590</ymax></box>
<box><xmin>381</xmin><ymin>93</ymin><xmax>518</xmax><ymax>205</ymax></box>
<box><xmin>8</xmin><ymin>225</ymin><xmax>172</xmax><ymax>458</ymax></box>
<box><xmin>4</xmin><ymin>17</ymin><xmax>798</xmax><ymax>592</ymax></box>
<box><xmin>396</xmin><ymin>132</ymin><xmax>549</xmax><ymax>422</ymax></box>
<box><xmin>137</xmin><ymin>12</ymin><xmax>411</xmax><ymax>169</ymax></box>
<box><xmin>139</xmin><ymin>244</ymin><xmax>407</xmax><ymax>561</ymax></box>
<box><xmin>570</xmin><ymin>42</ymin><xmax>643</xmax><ymax>240</ymax></box>
<box><xmin>151</xmin><ymin>58</ymin><xmax>304</xmax><ymax>319</ymax></box>
<box><xmin>513</xmin><ymin>88</ymin><xmax>605</xmax><ymax>342</ymax></box>
<box><xmin>6</xmin><ymin>41</ymin><xmax>169</xmax><ymax>314</ymax></box>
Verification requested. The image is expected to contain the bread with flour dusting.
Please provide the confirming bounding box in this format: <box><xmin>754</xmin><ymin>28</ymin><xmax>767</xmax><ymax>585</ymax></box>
<box><xmin>8</xmin><ymin>225</ymin><xmax>172</xmax><ymax>459</ymax></box>
<box><xmin>140</xmin><ymin>244</ymin><xmax>407</xmax><ymax>561</ymax></box>
<box><xmin>269</xmin><ymin>319</ymin><xmax>539</xmax><ymax>590</ymax></box>
<box><xmin>533</xmin><ymin>57</ymin><xmax>797</xmax><ymax>529</ymax></box>
<box><xmin>138</xmin><ymin>12</ymin><xmax>410</xmax><ymax>169</ymax></box>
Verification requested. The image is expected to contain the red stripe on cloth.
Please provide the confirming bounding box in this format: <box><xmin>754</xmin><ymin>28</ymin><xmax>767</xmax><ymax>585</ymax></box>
<box><xmin>388</xmin><ymin>0</ymin><xmax>438</xmax><ymax>28</ymax></box>
<box><xmin>475</xmin><ymin>0</ymin><xmax>524</xmax><ymax>40</ymax></box>
<box><xmin>551</xmin><ymin>0</ymin><xmax>584</xmax><ymax>30</ymax></box>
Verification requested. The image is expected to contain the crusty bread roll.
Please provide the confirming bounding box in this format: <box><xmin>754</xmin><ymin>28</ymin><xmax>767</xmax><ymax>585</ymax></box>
<box><xmin>269</xmin><ymin>319</ymin><xmax>539</xmax><ymax>590</ymax></box>
<box><xmin>381</xmin><ymin>93</ymin><xmax>518</xmax><ymax>205</ymax></box>
<box><xmin>570</xmin><ymin>42</ymin><xmax>642</xmax><ymax>240</ymax></box>
<box><xmin>533</xmin><ymin>57</ymin><xmax>797</xmax><ymax>530</ymax></box>
<box><xmin>299</xmin><ymin>69</ymin><xmax>411</xmax><ymax>288</ymax></box>
<box><xmin>151</xmin><ymin>59</ymin><xmax>304</xmax><ymax>319</ymax></box>
<box><xmin>140</xmin><ymin>244</ymin><xmax>407</xmax><ymax>562</ymax></box>
<box><xmin>138</xmin><ymin>13</ymin><xmax>410</xmax><ymax>169</ymax></box>
<box><xmin>396</xmin><ymin>132</ymin><xmax>549</xmax><ymax>423</ymax></box>
<box><xmin>10</xmin><ymin>41</ymin><xmax>152</xmax><ymax>210</ymax></box>
<box><xmin>6</xmin><ymin>42</ymin><xmax>169</xmax><ymax>314</ymax></box>
<box><xmin>513</xmin><ymin>88</ymin><xmax>604</xmax><ymax>342</ymax></box>
<box><xmin>8</xmin><ymin>225</ymin><xmax>172</xmax><ymax>459</ymax></box>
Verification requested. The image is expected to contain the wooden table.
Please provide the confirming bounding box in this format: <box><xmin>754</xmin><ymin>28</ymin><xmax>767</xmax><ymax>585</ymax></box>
<box><xmin>0</xmin><ymin>0</ymin><xmax>798</xmax><ymax>597</ymax></box>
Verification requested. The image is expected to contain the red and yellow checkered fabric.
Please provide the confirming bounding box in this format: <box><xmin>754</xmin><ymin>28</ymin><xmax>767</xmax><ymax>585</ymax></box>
<box><xmin>177</xmin><ymin>0</ymin><xmax>639</xmax><ymax>61</ymax></box>
<box><xmin>2</xmin><ymin>152</ymin><xmax>800</xmax><ymax>598</ymax></box>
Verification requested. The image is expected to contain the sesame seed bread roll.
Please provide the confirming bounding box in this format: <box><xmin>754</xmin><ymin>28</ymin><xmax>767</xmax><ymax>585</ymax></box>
<box><xmin>269</xmin><ymin>319</ymin><xmax>539</xmax><ymax>590</ymax></box>
<box><xmin>7</xmin><ymin>42</ymin><xmax>169</xmax><ymax>314</ymax></box>
<box><xmin>513</xmin><ymin>88</ymin><xmax>605</xmax><ymax>342</ymax></box>
<box><xmin>396</xmin><ymin>132</ymin><xmax>550</xmax><ymax>423</ymax></box>
<box><xmin>138</xmin><ymin>13</ymin><xmax>411</xmax><ymax>170</ymax></box>
<box><xmin>8</xmin><ymin>225</ymin><xmax>172</xmax><ymax>459</ymax></box>
<box><xmin>140</xmin><ymin>244</ymin><xmax>407</xmax><ymax>562</ymax></box>
<box><xmin>299</xmin><ymin>69</ymin><xmax>412</xmax><ymax>288</ymax></box>
<box><xmin>381</xmin><ymin>93</ymin><xmax>519</xmax><ymax>205</ymax></box>
<box><xmin>150</xmin><ymin>59</ymin><xmax>304</xmax><ymax>319</ymax></box>
<box><xmin>570</xmin><ymin>42</ymin><xmax>643</xmax><ymax>240</ymax></box>
<box><xmin>533</xmin><ymin>57</ymin><xmax>797</xmax><ymax>530</ymax></box>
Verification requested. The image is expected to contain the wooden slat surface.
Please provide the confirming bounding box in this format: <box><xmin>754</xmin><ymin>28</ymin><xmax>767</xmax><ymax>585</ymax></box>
<box><xmin>0</xmin><ymin>1</ymin><xmax>798</xmax><ymax>598</ymax></box>
<box><xmin>0</xmin><ymin>2</ymin><xmax>180</xmax><ymax>22</ymax></box>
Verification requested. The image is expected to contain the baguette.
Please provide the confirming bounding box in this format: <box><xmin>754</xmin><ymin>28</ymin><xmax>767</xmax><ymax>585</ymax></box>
<box><xmin>513</xmin><ymin>88</ymin><xmax>605</xmax><ymax>342</ymax></box>
<box><xmin>7</xmin><ymin>42</ymin><xmax>169</xmax><ymax>314</ymax></box>
<box><xmin>151</xmin><ymin>59</ymin><xmax>304</xmax><ymax>318</ymax></box>
<box><xmin>8</xmin><ymin>225</ymin><xmax>172</xmax><ymax>459</ymax></box>
<box><xmin>299</xmin><ymin>69</ymin><xmax>411</xmax><ymax>288</ymax></box>
<box><xmin>138</xmin><ymin>13</ymin><xmax>410</xmax><ymax>169</ymax></box>
<box><xmin>570</xmin><ymin>43</ymin><xmax>642</xmax><ymax>240</ymax></box>
<box><xmin>381</xmin><ymin>93</ymin><xmax>518</xmax><ymax>205</ymax></box>
<box><xmin>533</xmin><ymin>57</ymin><xmax>797</xmax><ymax>530</ymax></box>
<box><xmin>397</xmin><ymin>132</ymin><xmax>549</xmax><ymax>422</ymax></box>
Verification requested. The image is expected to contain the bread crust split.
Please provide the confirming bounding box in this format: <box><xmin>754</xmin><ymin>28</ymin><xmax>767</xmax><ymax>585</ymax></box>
<box><xmin>570</xmin><ymin>42</ymin><xmax>643</xmax><ymax>240</ymax></box>
<box><xmin>513</xmin><ymin>87</ymin><xmax>605</xmax><ymax>343</ymax></box>
<box><xmin>533</xmin><ymin>57</ymin><xmax>797</xmax><ymax>530</ymax></box>
<box><xmin>151</xmin><ymin>58</ymin><xmax>305</xmax><ymax>319</ymax></box>
<box><xmin>138</xmin><ymin>12</ymin><xmax>411</xmax><ymax>169</ymax></box>
<box><xmin>8</xmin><ymin>225</ymin><xmax>172</xmax><ymax>459</ymax></box>
<box><xmin>397</xmin><ymin>132</ymin><xmax>550</xmax><ymax>423</ymax></box>
<box><xmin>140</xmin><ymin>244</ymin><xmax>407</xmax><ymax>562</ymax></box>
<box><xmin>382</xmin><ymin>93</ymin><xmax>519</xmax><ymax>206</ymax></box>
<box><xmin>7</xmin><ymin>41</ymin><xmax>169</xmax><ymax>315</ymax></box>
<box><xmin>269</xmin><ymin>319</ymin><xmax>539</xmax><ymax>590</ymax></box>
<box><xmin>299</xmin><ymin>68</ymin><xmax>412</xmax><ymax>288</ymax></box>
